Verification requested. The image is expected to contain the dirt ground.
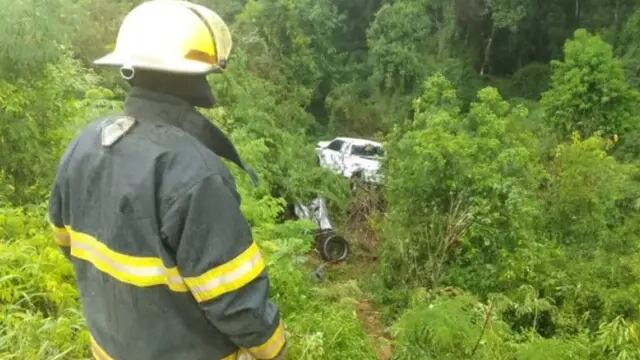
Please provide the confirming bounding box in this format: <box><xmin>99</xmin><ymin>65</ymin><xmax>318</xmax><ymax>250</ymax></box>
<box><xmin>356</xmin><ymin>299</ymin><xmax>393</xmax><ymax>360</ymax></box>
<box><xmin>309</xmin><ymin>185</ymin><xmax>393</xmax><ymax>359</ymax></box>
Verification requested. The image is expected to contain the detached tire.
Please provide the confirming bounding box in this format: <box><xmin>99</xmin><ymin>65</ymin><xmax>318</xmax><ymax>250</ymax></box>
<box><xmin>316</xmin><ymin>233</ymin><xmax>350</xmax><ymax>263</ymax></box>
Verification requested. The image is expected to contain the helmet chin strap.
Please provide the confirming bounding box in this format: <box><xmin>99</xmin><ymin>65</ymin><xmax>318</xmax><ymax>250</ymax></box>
<box><xmin>127</xmin><ymin>69</ymin><xmax>216</xmax><ymax>108</ymax></box>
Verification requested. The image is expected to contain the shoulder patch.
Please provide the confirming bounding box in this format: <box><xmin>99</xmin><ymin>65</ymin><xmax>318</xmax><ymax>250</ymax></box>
<box><xmin>101</xmin><ymin>116</ymin><xmax>136</xmax><ymax>147</ymax></box>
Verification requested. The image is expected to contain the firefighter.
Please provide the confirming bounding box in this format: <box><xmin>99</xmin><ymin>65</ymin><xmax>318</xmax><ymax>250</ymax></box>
<box><xmin>47</xmin><ymin>1</ymin><xmax>286</xmax><ymax>359</ymax></box>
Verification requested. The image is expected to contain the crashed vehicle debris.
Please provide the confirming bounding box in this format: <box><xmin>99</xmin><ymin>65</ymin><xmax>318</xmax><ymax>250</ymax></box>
<box><xmin>315</xmin><ymin>137</ymin><xmax>384</xmax><ymax>184</ymax></box>
<box><xmin>295</xmin><ymin>198</ymin><xmax>350</xmax><ymax>263</ymax></box>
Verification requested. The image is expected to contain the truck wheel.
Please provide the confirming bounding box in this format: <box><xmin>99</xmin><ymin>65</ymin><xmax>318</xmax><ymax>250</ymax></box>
<box><xmin>318</xmin><ymin>234</ymin><xmax>349</xmax><ymax>263</ymax></box>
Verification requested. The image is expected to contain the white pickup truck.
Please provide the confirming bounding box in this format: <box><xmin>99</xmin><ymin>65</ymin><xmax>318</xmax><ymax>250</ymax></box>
<box><xmin>315</xmin><ymin>137</ymin><xmax>384</xmax><ymax>183</ymax></box>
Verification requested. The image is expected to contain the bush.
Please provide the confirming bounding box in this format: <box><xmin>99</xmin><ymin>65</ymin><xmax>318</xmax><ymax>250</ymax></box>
<box><xmin>594</xmin><ymin>317</ymin><xmax>640</xmax><ymax>360</ymax></box>
<box><xmin>381</xmin><ymin>74</ymin><xmax>544</xmax><ymax>289</ymax></box>
<box><xmin>0</xmin><ymin>55</ymin><xmax>119</xmax><ymax>204</ymax></box>
<box><xmin>0</xmin><ymin>207</ymin><xmax>88</xmax><ymax>358</ymax></box>
<box><xmin>392</xmin><ymin>292</ymin><xmax>512</xmax><ymax>360</ymax></box>
<box><xmin>209</xmin><ymin>56</ymin><xmax>349</xmax><ymax>206</ymax></box>
<box><xmin>506</xmin><ymin>63</ymin><xmax>550</xmax><ymax>100</ymax></box>
<box><xmin>514</xmin><ymin>337</ymin><xmax>589</xmax><ymax>360</ymax></box>
<box><xmin>259</xmin><ymin>221</ymin><xmax>377</xmax><ymax>360</ymax></box>
<box><xmin>544</xmin><ymin>135</ymin><xmax>638</xmax><ymax>248</ymax></box>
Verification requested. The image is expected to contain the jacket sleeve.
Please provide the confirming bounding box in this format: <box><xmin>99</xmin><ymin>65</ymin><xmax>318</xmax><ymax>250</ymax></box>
<box><xmin>47</xmin><ymin>134</ymin><xmax>83</xmax><ymax>259</ymax></box>
<box><xmin>48</xmin><ymin>161</ymin><xmax>71</xmax><ymax>259</ymax></box>
<box><xmin>161</xmin><ymin>173</ymin><xmax>286</xmax><ymax>360</ymax></box>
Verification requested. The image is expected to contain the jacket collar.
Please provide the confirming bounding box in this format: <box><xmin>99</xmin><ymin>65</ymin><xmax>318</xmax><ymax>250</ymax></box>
<box><xmin>124</xmin><ymin>87</ymin><xmax>191</xmax><ymax>126</ymax></box>
<box><xmin>124</xmin><ymin>87</ymin><xmax>258</xmax><ymax>185</ymax></box>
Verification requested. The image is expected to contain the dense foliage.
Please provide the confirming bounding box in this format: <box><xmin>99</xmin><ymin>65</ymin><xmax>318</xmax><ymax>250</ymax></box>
<box><xmin>2</xmin><ymin>0</ymin><xmax>640</xmax><ymax>359</ymax></box>
<box><xmin>381</xmin><ymin>30</ymin><xmax>640</xmax><ymax>360</ymax></box>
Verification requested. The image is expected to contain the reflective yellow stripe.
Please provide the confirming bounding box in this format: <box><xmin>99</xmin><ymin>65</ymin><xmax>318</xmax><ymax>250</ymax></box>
<box><xmin>90</xmin><ymin>336</ymin><xmax>115</xmax><ymax>360</ymax></box>
<box><xmin>50</xmin><ymin>222</ymin><xmax>71</xmax><ymax>247</ymax></box>
<box><xmin>58</xmin><ymin>226</ymin><xmax>264</xmax><ymax>297</ymax></box>
<box><xmin>91</xmin><ymin>335</ymin><xmax>239</xmax><ymax>360</ymax></box>
<box><xmin>248</xmin><ymin>322</ymin><xmax>286</xmax><ymax>360</ymax></box>
<box><xmin>67</xmin><ymin>227</ymin><xmax>188</xmax><ymax>292</ymax></box>
<box><xmin>223</xmin><ymin>351</ymin><xmax>239</xmax><ymax>360</ymax></box>
<box><xmin>185</xmin><ymin>242</ymin><xmax>266</xmax><ymax>303</ymax></box>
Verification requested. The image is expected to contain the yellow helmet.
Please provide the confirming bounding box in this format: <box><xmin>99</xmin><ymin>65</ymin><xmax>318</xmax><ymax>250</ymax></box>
<box><xmin>95</xmin><ymin>0</ymin><xmax>232</xmax><ymax>76</ymax></box>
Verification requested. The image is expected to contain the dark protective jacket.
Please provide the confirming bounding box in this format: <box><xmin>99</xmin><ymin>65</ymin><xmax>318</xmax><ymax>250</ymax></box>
<box><xmin>48</xmin><ymin>87</ymin><xmax>285</xmax><ymax>360</ymax></box>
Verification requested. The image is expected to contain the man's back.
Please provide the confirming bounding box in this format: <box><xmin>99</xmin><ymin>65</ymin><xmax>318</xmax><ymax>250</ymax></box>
<box><xmin>48</xmin><ymin>88</ymin><xmax>285</xmax><ymax>360</ymax></box>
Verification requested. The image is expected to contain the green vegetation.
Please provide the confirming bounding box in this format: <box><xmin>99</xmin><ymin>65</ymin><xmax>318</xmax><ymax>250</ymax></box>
<box><xmin>2</xmin><ymin>0</ymin><xmax>640</xmax><ymax>359</ymax></box>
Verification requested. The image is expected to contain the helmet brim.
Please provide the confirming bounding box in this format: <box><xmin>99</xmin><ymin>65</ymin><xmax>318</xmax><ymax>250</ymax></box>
<box><xmin>94</xmin><ymin>52</ymin><xmax>221</xmax><ymax>75</ymax></box>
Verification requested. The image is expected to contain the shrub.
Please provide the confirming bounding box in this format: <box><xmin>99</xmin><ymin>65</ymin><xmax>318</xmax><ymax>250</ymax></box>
<box><xmin>0</xmin><ymin>55</ymin><xmax>119</xmax><ymax>204</ymax></box>
<box><xmin>259</xmin><ymin>221</ymin><xmax>376</xmax><ymax>360</ymax></box>
<box><xmin>0</xmin><ymin>207</ymin><xmax>88</xmax><ymax>358</ymax></box>
<box><xmin>381</xmin><ymin>75</ymin><xmax>544</xmax><ymax>289</ymax></box>
<box><xmin>594</xmin><ymin>317</ymin><xmax>640</xmax><ymax>360</ymax></box>
<box><xmin>544</xmin><ymin>135</ymin><xmax>637</xmax><ymax>248</ymax></box>
<box><xmin>514</xmin><ymin>337</ymin><xmax>589</xmax><ymax>360</ymax></box>
<box><xmin>392</xmin><ymin>293</ymin><xmax>513</xmax><ymax>360</ymax></box>
<box><xmin>507</xmin><ymin>63</ymin><xmax>550</xmax><ymax>100</ymax></box>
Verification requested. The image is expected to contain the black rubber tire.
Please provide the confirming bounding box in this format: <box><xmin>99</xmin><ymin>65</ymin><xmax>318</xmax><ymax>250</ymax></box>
<box><xmin>318</xmin><ymin>234</ymin><xmax>350</xmax><ymax>263</ymax></box>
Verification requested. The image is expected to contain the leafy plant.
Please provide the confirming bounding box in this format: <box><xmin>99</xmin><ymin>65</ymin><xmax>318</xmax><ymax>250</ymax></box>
<box><xmin>392</xmin><ymin>293</ymin><xmax>512</xmax><ymax>360</ymax></box>
<box><xmin>542</xmin><ymin>29</ymin><xmax>640</xmax><ymax>139</ymax></box>
<box><xmin>382</xmin><ymin>74</ymin><xmax>543</xmax><ymax>289</ymax></box>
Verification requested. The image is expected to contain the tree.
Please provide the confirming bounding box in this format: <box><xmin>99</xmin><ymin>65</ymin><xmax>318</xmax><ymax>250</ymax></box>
<box><xmin>0</xmin><ymin>0</ymin><xmax>75</xmax><ymax>79</ymax></box>
<box><xmin>617</xmin><ymin>5</ymin><xmax>640</xmax><ymax>87</ymax></box>
<box><xmin>480</xmin><ymin>0</ymin><xmax>528</xmax><ymax>75</ymax></box>
<box><xmin>367</xmin><ymin>0</ymin><xmax>435</xmax><ymax>92</ymax></box>
<box><xmin>367</xmin><ymin>0</ymin><xmax>461</xmax><ymax>93</ymax></box>
<box><xmin>234</xmin><ymin>0</ymin><xmax>340</xmax><ymax>97</ymax></box>
<box><xmin>541</xmin><ymin>29</ymin><xmax>639</xmax><ymax>138</ymax></box>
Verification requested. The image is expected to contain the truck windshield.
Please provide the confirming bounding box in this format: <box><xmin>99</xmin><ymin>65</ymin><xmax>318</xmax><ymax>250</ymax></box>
<box><xmin>351</xmin><ymin>144</ymin><xmax>384</xmax><ymax>158</ymax></box>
